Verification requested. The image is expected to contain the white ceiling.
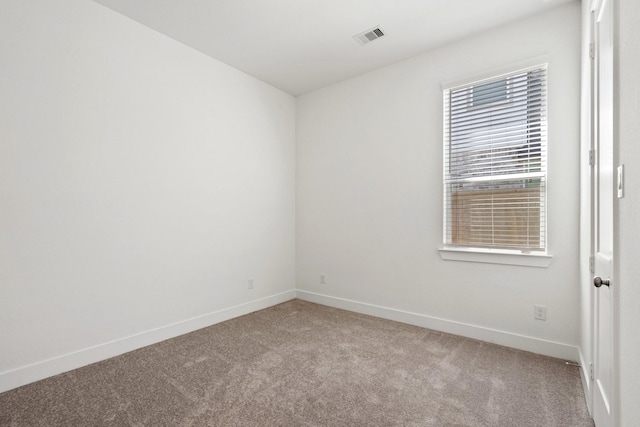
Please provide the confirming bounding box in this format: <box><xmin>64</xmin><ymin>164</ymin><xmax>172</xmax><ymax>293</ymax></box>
<box><xmin>93</xmin><ymin>0</ymin><xmax>576</xmax><ymax>96</ymax></box>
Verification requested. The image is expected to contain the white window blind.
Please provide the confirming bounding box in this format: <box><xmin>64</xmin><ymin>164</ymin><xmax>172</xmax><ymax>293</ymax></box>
<box><xmin>443</xmin><ymin>65</ymin><xmax>547</xmax><ymax>251</ymax></box>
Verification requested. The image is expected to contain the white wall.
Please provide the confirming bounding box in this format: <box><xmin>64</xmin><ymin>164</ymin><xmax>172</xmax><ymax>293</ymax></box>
<box><xmin>616</xmin><ymin>0</ymin><xmax>640</xmax><ymax>424</ymax></box>
<box><xmin>0</xmin><ymin>0</ymin><xmax>295</xmax><ymax>391</ymax></box>
<box><xmin>296</xmin><ymin>3</ymin><xmax>581</xmax><ymax>357</ymax></box>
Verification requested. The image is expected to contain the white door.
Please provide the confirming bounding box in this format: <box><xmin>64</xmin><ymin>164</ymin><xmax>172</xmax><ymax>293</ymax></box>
<box><xmin>592</xmin><ymin>0</ymin><xmax>615</xmax><ymax>426</ymax></box>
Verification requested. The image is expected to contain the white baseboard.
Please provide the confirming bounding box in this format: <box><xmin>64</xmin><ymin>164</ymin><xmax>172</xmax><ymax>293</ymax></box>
<box><xmin>296</xmin><ymin>290</ymin><xmax>579</xmax><ymax>361</ymax></box>
<box><xmin>0</xmin><ymin>290</ymin><xmax>296</xmax><ymax>394</ymax></box>
<box><xmin>1</xmin><ymin>289</ymin><xmax>580</xmax><ymax>394</ymax></box>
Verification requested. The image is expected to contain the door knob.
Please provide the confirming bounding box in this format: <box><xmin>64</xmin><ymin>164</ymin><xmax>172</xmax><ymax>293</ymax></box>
<box><xmin>594</xmin><ymin>276</ymin><xmax>610</xmax><ymax>288</ymax></box>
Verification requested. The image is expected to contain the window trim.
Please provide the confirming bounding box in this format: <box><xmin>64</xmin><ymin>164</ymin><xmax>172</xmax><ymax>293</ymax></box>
<box><xmin>441</xmin><ymin>59</ymin><xmax>551</xmax><ymax>264</ymax></box>
<box><xmin>438</xmin><ymin>247</ymin><xmax>552</xmax><ymax>268</ymax></box>
<box><xmin>440</xmin><ymin>56</ymin><xmax>550</xmax><ymax>97</ymax></box>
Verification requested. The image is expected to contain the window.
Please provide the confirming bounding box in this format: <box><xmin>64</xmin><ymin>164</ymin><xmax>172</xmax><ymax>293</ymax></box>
<box><xmin>443</xmin><ymin>65</ymin><xmax>547</xmax><ymax>253</ymax></box>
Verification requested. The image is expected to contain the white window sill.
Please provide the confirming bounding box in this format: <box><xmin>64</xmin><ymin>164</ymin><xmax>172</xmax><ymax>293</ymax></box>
<box><xmin>438</xmin><ymin>247</ymin><xmax>553</xmax><ymax>268</ymax></box>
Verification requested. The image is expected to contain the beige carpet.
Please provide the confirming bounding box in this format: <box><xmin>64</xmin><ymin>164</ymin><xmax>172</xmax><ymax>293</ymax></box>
<box><xmin>0</xmin><ymin>300</ymin><xmax>593</xmax><ymax>426</ymax></box>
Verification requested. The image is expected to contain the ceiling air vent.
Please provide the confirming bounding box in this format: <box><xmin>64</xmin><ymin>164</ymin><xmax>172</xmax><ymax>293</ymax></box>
<box><xmin>353</xmin><ymin>26</ymin><xmax>386</xmax><ymax>45</ymax></box>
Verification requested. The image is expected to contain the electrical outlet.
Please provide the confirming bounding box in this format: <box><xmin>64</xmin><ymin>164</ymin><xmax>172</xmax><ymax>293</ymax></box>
<box><xmin>534</xmin><ymin>305</ymin><xmax>547</xmax><ymax>321</ymax></box>
<box><xmin>248</xmin><ymin>278</ymin><xmax>254</xmax><ymax>289</ymax></box>
<box><xmin>320</xmin><ymin>274</ymin><xmax>326</xmax><ymax>284</ymax></box>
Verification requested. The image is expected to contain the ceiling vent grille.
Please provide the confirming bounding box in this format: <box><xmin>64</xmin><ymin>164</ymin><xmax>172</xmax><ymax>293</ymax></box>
<box><xmin>353</xmin><ymin>26</ymin><xmax>386</xmax><ymax>45</ymax></box>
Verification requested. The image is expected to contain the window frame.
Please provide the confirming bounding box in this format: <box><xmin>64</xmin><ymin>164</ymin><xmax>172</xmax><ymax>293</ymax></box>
<box><xmin>439</xmin><ymin>62</ymin><xmax>552</xmax><ymax>267</ymax></box>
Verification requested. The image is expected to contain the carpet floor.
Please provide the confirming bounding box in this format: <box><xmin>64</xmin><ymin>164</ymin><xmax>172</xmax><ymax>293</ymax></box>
<box><xmin>0</xmin><ymin>299</ymin><xmax>594</xmax><ymax>426</ymax></box>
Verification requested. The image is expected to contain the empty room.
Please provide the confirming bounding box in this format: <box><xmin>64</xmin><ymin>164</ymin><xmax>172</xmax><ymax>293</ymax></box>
<box><xmin>1</xmin><ymin>0</ymin><xmax>639</xmax><ymax>426</ymax></box>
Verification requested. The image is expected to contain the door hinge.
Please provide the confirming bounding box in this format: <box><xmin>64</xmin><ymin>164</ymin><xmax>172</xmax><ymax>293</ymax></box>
<box><xmin>589</xmin><ymin>149</ymin><xmax>595</xmax><ymax>167</ymax></box>
<box><xmin>589</xmin><ymin>255</ymin><xmax>595</xmax><ymax>273</ymax></box>
<box><xmin>589</xmin><ymin>42</ymin><xmax>595</xmax><ymax>60</ymax></box>
<box><xmin>590</xmin><ymin>362</ymin><xmax>594</xmax><ymax>381</ymax></box>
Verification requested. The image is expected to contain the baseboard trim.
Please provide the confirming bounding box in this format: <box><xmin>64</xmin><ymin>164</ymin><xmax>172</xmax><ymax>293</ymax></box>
<box><xmin>296</xmin><ymin>290</ymin><xmax>579</xmax><ymax>361</ymax></box>
<box><xmin>0</xmin><ymin>290</ymin><xmax>296</xmax><ymax>394</ymax></box>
